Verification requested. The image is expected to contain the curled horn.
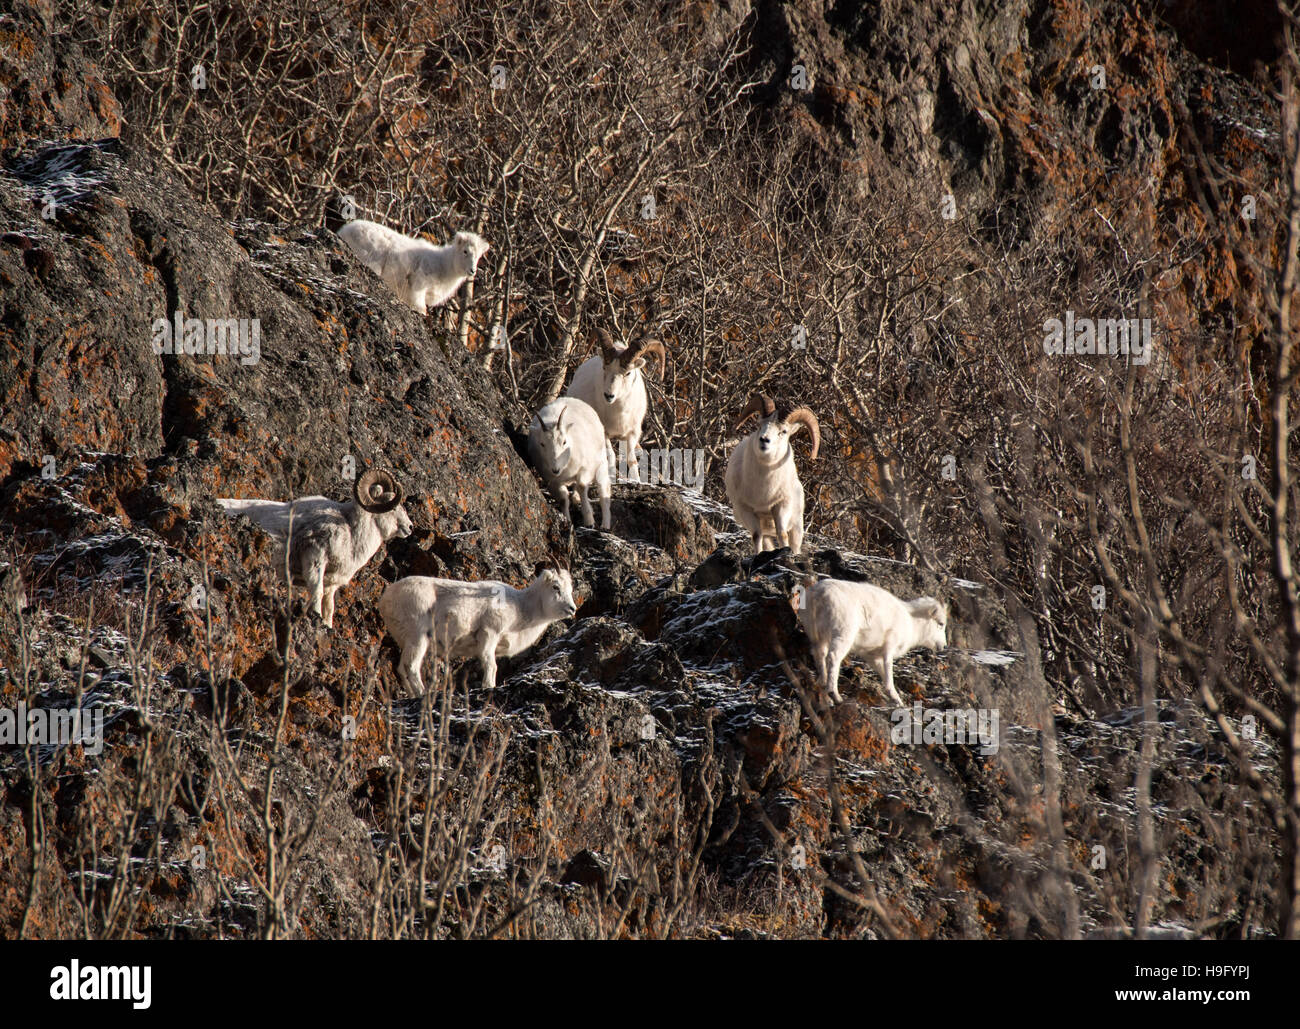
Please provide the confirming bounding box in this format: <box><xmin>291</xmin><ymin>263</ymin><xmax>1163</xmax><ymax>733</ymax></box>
<box><xmin>620</xmin><ymin>335</ymin><xmax>666</xmax><ymax>374</ymax></box>
<box><xmin>735</xmin><ymin>393</ymin><xmax>776</xmax><ymax>430</ymax></box>
<box><xmin>595</xmin><ymin>328</ymin><xmax>621</xmax><ymax>364</ymax></box>
<box><xmin>781</xmin><ymin>406</ymin><xmax>820</xmax><ymax>460</ymax></box>
<box><xmin>355</xmin><ymin>467</ymin><xmax>403</xmax><ymax>513</ymax></box>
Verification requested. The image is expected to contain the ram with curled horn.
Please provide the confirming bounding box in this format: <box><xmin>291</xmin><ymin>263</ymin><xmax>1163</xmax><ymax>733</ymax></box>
<box><xmin>725</xmin><ymin>394</ymin><xmax>821</xmax><ymax>555</ymax></box>
<box><xmin>217</xmin><ymin>464</ymin><xmax>414</xmax><ymax>628</ymax></box>
<box><xmin>564</xmin><ymin>327</ymin><xmax>668</xmax><ymax>483</ymax></box>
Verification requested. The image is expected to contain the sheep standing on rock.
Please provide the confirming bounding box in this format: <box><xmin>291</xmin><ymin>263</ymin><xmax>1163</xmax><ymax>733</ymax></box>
<box><xmin>336</xmin><ymin>218</ymin><xmax>490</xmax><ymax>314</ymax></box>
<box><xmin>795</xmin><ymin>576</ymin><xmax>947</xmax><ymax>705</ymax></box>
<box><xmin>528</xmin><ymin>397</ymin><xmax>612</xmax><ymax>529</ymax></box>
<box><xmin>724</xmin><ymin>394</ymin><xmax>820</xmax><ymax>555</ymax></box>
<box><xmin>564</xmin><ymin>329</ymin><xmax>666</xmax><ymax>482</ymax></box>
<box><xmin>379</xmin><ymin>563</ymin><xmax>578</xmax><ymax>694</ymax></box>
<box><xmin>217</xmin><ymin>468</ymin><xmax>412</xmax><ymax>628</ymax></box>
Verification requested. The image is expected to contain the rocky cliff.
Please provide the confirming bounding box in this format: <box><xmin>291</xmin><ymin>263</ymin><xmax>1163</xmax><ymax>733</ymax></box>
<box><xmin>0</xmin><ymin>0</ymin><xmax>1286</xmax><ymax>938</ymax></box>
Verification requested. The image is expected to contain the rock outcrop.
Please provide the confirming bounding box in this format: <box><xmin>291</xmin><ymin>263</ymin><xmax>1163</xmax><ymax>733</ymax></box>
<box><xmin>0</xmin><ymin>0</ymin><xmax>1285</xmax><ymax>938</ymax></box>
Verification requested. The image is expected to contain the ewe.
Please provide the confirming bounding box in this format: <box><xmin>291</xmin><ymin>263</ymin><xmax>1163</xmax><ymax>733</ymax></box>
<box><xmin>217</xmin><ymin>468</ymin><xmax>412</xmax><ymax>628</ymax></box>
<box><xmin>795</xmin><ymin>577</ymin><xmax>947</xmax><ymax>705</ymax></box>
<box><xmin>528</xmin><ymin>397</ymin><xmax>612</xmax><ymax>529</ymax></box>
<box><xmin>724</xmin><ymin>394</ymin><xmax>820</xmax><ymax>555</ymax></box>
<box><xmin>564</xmin><ymin>329</ymin><xmax>666</xmax><ymax>482</ymax></box>
<box><xmin>336</xmin><ymin>218</ymin><xmax>490</xmax><ymax>314</ymax></box>
<box><xmin>379</xmin><ymin>563</ymin><xmax>578</xmax><ymax>694</ymax></box>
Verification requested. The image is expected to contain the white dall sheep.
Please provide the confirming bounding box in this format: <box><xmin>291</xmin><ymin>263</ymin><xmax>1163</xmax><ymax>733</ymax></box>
<box><xmin>724</xmin><ymin>394</ymin><xmax>820</xmax><ymax>555</ymax></box>
<box><xmin>564</xmin><ymin>329</ymin><xmax>666</xmax><ymax>482</ymax></box>
<box><xmin>379</xmin><ymin>563</ymin><xmax>577</xmax><ymax>694</ymax></box>
<box><xmin>795</xmin><ymin>577</ymin><xmax>947</xmax><ymax>705</ymax></box>
<box><xmin>218</xmin><ymin>468</ymin><xmax>412</xmax><ymax>628</ymax></box>
<box><xmin>336</xmin><ymin>219</ymin><xmax>490</xmax><ymax>314</ymax></box>
<box><xmin>528</xmin><ymin>397</ymin><xmax>612</xmax><ymax>530</ymax></box>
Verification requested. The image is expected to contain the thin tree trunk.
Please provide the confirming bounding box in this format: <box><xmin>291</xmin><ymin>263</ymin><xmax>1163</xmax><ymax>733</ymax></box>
<box><xmin>1271</xmin><ymin>63</ymin><xmax>1300</xmax><ymax>941</ymax></box>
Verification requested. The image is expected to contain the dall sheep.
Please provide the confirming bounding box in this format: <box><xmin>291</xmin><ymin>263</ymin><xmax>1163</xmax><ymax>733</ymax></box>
<box><xmin>724</xmin><ymin>394</ymin><xmax>820</xmax><ymax>555</ymax></box>
<box><xmin>795</xmin><ymin>577</ymin><xmax>947</xmax><ymax>705</ymax></box>
<box><xmin>379</xmin><ymin>563</ymin><xmax>577</xmax><ymax>694</ymax></box>
<box><xmin>528</xmin><ymin>397</ymin><xmax>612</xmax><ymax>530</ymax></box>
<box><xmin>217</xmin><ymin>468</ymin><xmax>412</xmax><ymax>628</ymax></box>
<box><xmin>564</xmin><ymin>329</ymin><xmax>666</xmax><ymax>482</ymax></box>
<box><xmin>336</xmin><ymin>218</ymin><xmax>490</xmax><ymax>314</ymax></box>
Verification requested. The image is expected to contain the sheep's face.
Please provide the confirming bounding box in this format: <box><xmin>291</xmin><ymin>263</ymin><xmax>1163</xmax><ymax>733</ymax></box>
<box><xmin>600</xmin><ymin>356</ymin><xmax>641</xmax><ymax>405</ymax></box>
<box><xmin>535</xmin><ymin>418</ymin><xmax>573</xmax><ymax>476</ymax></box>
<box><xmin>754</xmin><ymin>414</ymin><xmax>794</xmax><ymax>464</ymax></box>
<box><xmin>916</xmin><ymin>599</ymin><xmax>948</xmax><ymax>651</ymax></box>
<box><xmin>379</xmin><ymin>505</ymin><xmax>414</xmax><ymax>540</ymax></box>
<box><xmin>454</xmin><ymin>232</ymin><xmax>490</xmax><ymax>278</ymax></box>
<box><xmin>537</xmin><ymin>569</ymin><xmax>578</xmax><ymax>619</ymax></box>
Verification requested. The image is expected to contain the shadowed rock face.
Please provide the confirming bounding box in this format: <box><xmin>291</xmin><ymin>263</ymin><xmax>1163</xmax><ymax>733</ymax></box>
<box><xmin>0</xmin><ymin>3</ymin><xmax>122</xmax><ymax>149</ymax></box>
<box><xmin>0</xmin><ymin>138</ymin><xmax>561</xmax><ymax>573</ymax></box>
<box><xmin>738</xmin><ymin>0</ymin><xmax>1275</xmax><ymax>347</ymax></box>
<box><xmin>0</xmin><ymin>0</ymin><xmax>1285</xmax><ymax>938</ymax></box>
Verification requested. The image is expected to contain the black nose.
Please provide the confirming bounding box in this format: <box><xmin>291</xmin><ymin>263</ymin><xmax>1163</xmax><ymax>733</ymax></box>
<box><xmin>604</xmin><ymin>393</ymin><xmax>615</xmax><ymax>401</ymax></box>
